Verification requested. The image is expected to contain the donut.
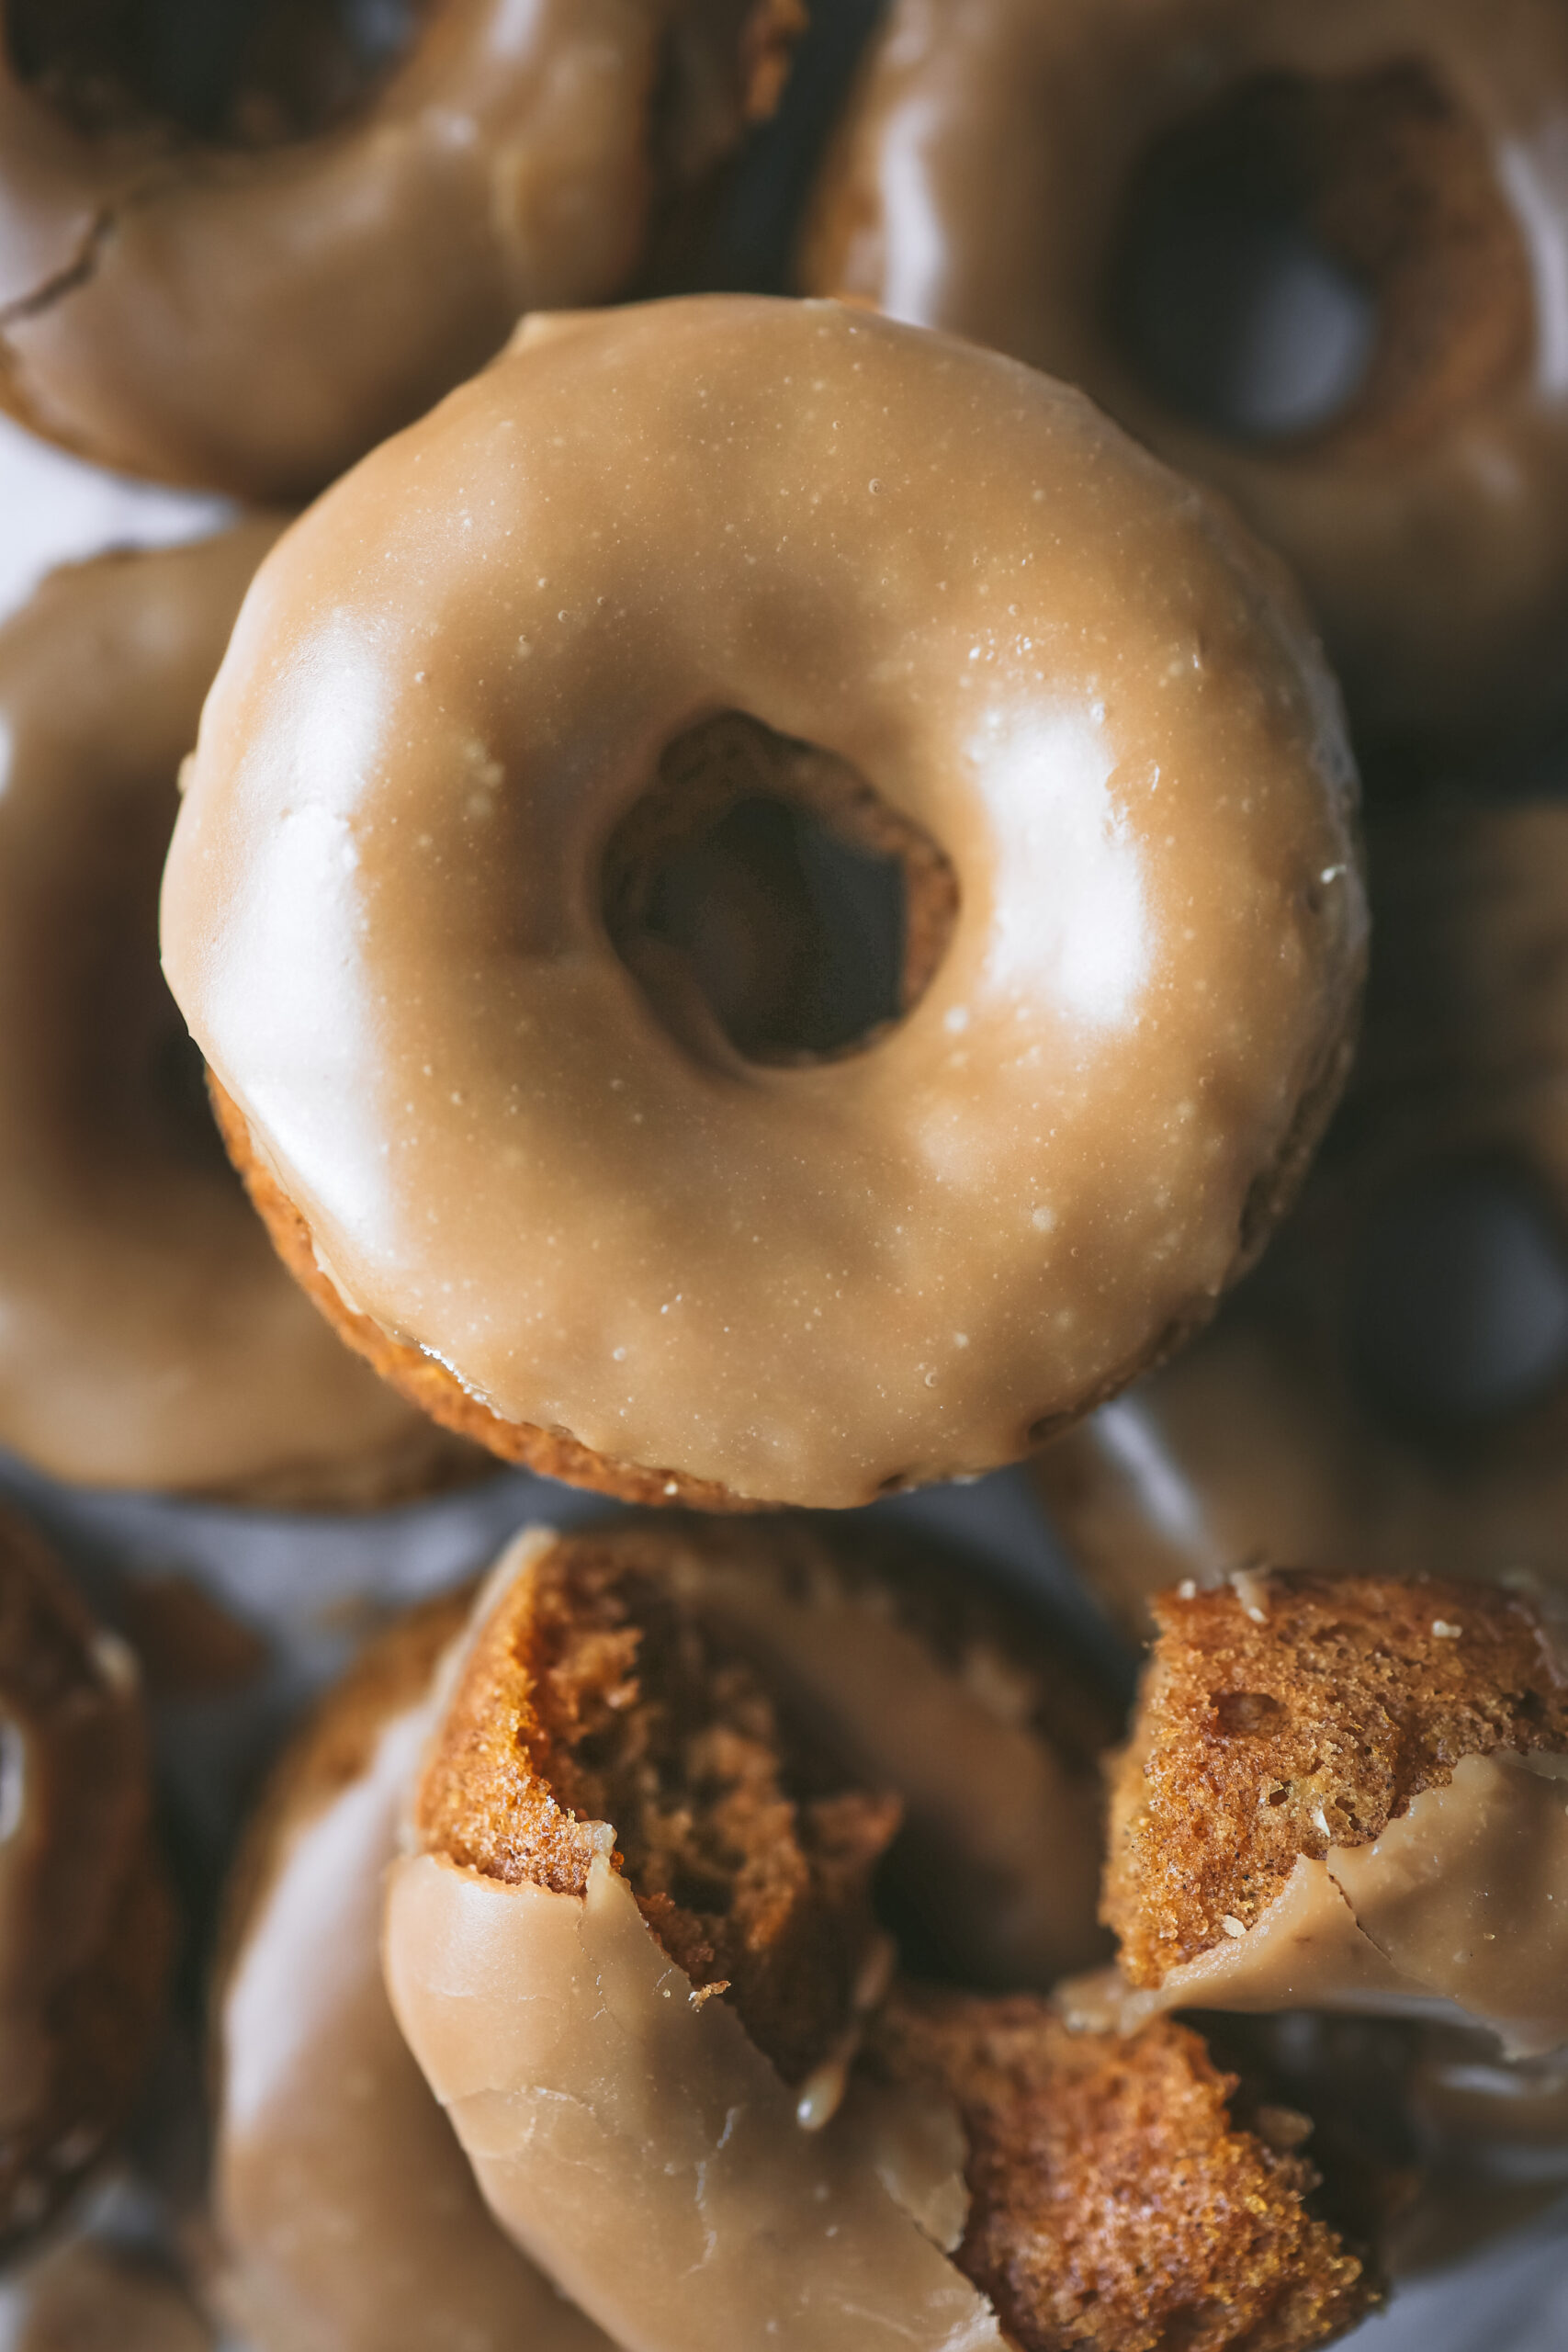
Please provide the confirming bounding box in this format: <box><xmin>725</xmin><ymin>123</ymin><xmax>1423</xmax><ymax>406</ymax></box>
<box><xmin>161</xmin><ymin>293</ymin><xmax>1368</xmax><ymax>1510</ymax></box>
<box><xmin>799</xmin><ymin>0</ymin><xmax>1568</xmax><ymax>758</ymax></box>
<box><xmin>0</xmin><ymin>526</ymin><xmax>481</xmax><ymax>1503</ymax></box>
<box><xmin>0</xmin><ymin>1502</ymin><xmax>170</xmax><ymax>2251</ymax></box>
<box><xmin>214</xmin><ymin>1584</ymin><xmax>614</xmax><ymax>2352</ymax></box>
<box><xmin>1036</xmin><ymin>803</ymin><xmax>1568</xmax><ymax>1639</ymax></box>
<box><xmin>217</xmin><ymin>1516</ymin><xmax>1112</xmax><ymax>2345</ymax></box>
<box><xmin>384</xmin><ymin>1521</ymin><xmax>1376</xmax><ymax>2351</ymax></box>
<box><xmin>1079</xmin><ymin>1573</ymin><xmax>1568</xmax><ymax>2058</ymax></box>
<box><xmin>0</xmin><ymin>0</ymin><xmax>793</xmax><ymax>500</ymax></box>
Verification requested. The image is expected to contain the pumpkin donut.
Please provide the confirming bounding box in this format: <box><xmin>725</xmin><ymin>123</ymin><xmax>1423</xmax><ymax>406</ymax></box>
<box><xmin>0</xmin><ymin>1503</ymin><xmax>170</xmax><ymax>2253</ymax></box>
<box><xmin>1037</xmin><ymin>802</ymin><xmax>1568</xmax><ymax>1641</ymax></box>
<box><xmin>0</xmin><ymin>526</ymin><xmax>477</xmax><ymax>1503</ymax></box>
<box><xmin>215</xmin><ymin>1515</ymin><xmax>1113</xmax><ymax>2347</ymax></box>
<box><xmin>384</xmin><ymin>1521</ymin><xmax>1376</xmax><ymax>2352</ymax></box>
<box><xmin>800</xmin><ymin>0</ymin><xmax>1568</xmax><ymax>758</ymax></box>
<box><xmin>0</xmin><ymin>0</ymin><xmax>795</xmax><ymax>501</ymax></box>
<box><xmin>162</xmin><ymin>294</ymin><xmax>1366</xmax><ymax>1510</ymax></box>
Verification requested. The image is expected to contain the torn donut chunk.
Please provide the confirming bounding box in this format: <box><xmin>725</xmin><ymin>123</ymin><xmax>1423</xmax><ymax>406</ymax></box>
<box><xmin>0</xmin><ymin>528</ymin><xmax>477</xmax><ymax>1503</ymax></box>
<box><xmin>0</xmin><ymin>1504</ymin><xmax>170</xmax><ymax>2252</ymax></box>
<box><xmin>216</xmin><ymin>1517</ymin><xmax>1108</xmax><ymax>2349</ymax></box>
<box><xmin>801</xmin><ymin>0</ymin><xmax>1568</xmax><ymax>758</ymax></box>
<box><xmin>864</xmin><ymin>1990</ymin><xmax>1375</xmax><ymax>2352</ymax></box>
<box><xmin>162</xmin><ymin>293</ymin><xmax>1367</xmax><ymax>1509</ymax></box>
<box><xmin>1036</xmin><ymin>800</ymin><xmax>1568</xmax><ymax>1639</ymax></box>
<box><xmin>1091</xmin><ymin>1572</ymin><xmax>1568</xmax><ymax>2057</ymax></box>
<box><xmin>214</xmin><ymin>1585</ymin><xmax>613</xmax><ymax>2352</ymax></box>
<box><xmin>0</xmin><ymin>0</ymin><xmax>793</xmax><ymax>500</ymax></box>
<box><xmin>385</xmin><ymin>1521</ymin><xmax>1375</xmax><ymax>2351</ymax></box>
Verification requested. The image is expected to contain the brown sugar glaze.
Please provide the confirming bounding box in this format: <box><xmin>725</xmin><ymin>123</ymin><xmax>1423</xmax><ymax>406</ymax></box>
<box><xmin>163</xmin><ymin>295</ymin><xmax>1366</xmax><ymax>1508</ymax></box>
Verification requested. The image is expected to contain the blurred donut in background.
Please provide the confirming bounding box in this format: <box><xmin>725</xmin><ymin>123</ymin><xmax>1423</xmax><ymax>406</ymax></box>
<box><xmin>0</xmin><ymin>0</ymin><xmax>797</xmax><ymax>499</ymax></box>
<box><xmin>1037</xmin><ymin>800</ymin><xmax>1568</xmax><ymax>1638</ymax></box>
<box><xmin>0</xmin><ymin>525</ymin><xmax>480</xmax><ymax>1502</ymax></box>
<box><xmin>802</xmin><ymin>0</ymin><xmax>1568</xmax><ymax>763</ymax></box>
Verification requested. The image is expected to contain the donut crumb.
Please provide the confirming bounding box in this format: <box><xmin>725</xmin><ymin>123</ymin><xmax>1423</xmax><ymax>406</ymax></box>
<box><xmin>1105</xmin><ymin>1572</ymin><xmax>1568</xmax><ymax>1985</ymax></box>
<box><xmin>415</xmin><ymin>1528</ymin><xmax>899</xmax><ymax>2084</ymax></box>
<box><xmin>867</xmin><ymin>1989</ymin><xmax>1375</xmax><ymax>2352</ymax></box>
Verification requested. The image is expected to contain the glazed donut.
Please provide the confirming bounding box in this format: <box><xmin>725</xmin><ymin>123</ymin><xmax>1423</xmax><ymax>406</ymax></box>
<box><xmin>1077</xmin><ymin>1573</ymin><xmax>1568</xmax><ymax>2059</ymax></box>
<box><xmin>0</xmin><ymin>1503</ymin><xmax>170</xmax><ymax>2251</ymax></box>
<box><xmin>214</xmin><ymin>1585</ymin><xmax>614</xmax><ymax>2352</ymax></box>
<box><xmin>0</xmin><ymin>527</ymin><xmax>479</xmax><ymax>1503</ymax></box>
<box><xmin>800</xmin><ymin>0</ymin><xmax>1568</xmax><ymax>756</ymax></box>
<box><xmin>0</xmin><ymin>0</ymin><xmax>788</xmax><ymax>501</ymax></box>
<box><xmin>384</xmin><ymin>1523</ymin><xmax>1374</xmax><ymax>2351</ymax></box>
<box><xmin>162</xmin><ymin>293</ymin><xmax>1367</xmax><ymax>1510</ymax></box>
<box><xmin>1036</xmin><ymin>803</ymin><xmax>1568</xmax><ymax>1639</ymax></box>
<box><xmin>216</xmin><ymin>1516</ymin><xmax>1111</xmax><ymax>2346</ymax></box>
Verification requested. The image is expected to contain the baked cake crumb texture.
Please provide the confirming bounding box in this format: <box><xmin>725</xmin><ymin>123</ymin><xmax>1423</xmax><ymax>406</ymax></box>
<box><xmin>1105</xmin><ymin>1572</ymin><xmax>1568</xmax><ymax>1984</ymax></box>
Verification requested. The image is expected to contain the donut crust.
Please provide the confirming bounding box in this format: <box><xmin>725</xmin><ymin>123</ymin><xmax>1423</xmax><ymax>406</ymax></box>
<box><xmin>209</xmin><ymin>1077</ymin><xmax>753</xmax><ymax>1510</ymax></box>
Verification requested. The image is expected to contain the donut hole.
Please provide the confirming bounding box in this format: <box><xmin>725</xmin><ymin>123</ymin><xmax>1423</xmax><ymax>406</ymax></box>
<box><xmin>603</xmin><ymin>711</ymin><xmax>957</xmax><ymax>1067</ymax></box>
<box><xmin>6</xmin><ymin>0</ymin><xmax>421</xmax><ymax>146</ymax></box>
<box><xmin>1110</xmin><ymin>61</ymin><xmax>1532</xmax><ymax>454</ymax></box>
<box><xmin>1348</xmin><ymin>1158</ymin><xmax>1568</xmax><ymax>1439</ymax></box>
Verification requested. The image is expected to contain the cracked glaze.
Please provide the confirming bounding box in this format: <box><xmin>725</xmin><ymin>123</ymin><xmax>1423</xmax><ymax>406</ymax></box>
<box><xmin>0</xmin><ymin>0</ymin><xmax>741</xmax><ymax>498</ymax></box>
<box><xmin>163</xmin><ymin>295</ymin><xmax>1365</xmax><ymax>1508</ymax></box>
<box><xmin>386</xmin><ymin>1850</ymin><xmax>1001</xmax><ymax>2352</ymax></box>
<box><xmin>1070</xmin><ymin>1752</ymin><xmax>1568</xmax><ymax>2060</ymax></box>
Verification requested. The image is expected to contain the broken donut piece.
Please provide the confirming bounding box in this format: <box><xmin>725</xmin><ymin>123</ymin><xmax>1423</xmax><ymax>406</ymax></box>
<box><xmin>1091</xmin><ymin>1571</ymin><xmax>1568</xmax><ymax>2055</ymax></box>
<box><xmin>386</xmin><ymin>1520</ymin><xmax>1377</xmax><ymax>2352</ymax></box>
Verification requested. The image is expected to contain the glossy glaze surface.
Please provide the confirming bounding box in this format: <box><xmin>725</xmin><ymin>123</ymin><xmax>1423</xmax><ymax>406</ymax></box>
<box><xmin>164</xmin><ymin>295</ymin><xmax>1365</xmax><ymax>1507</ymax></box>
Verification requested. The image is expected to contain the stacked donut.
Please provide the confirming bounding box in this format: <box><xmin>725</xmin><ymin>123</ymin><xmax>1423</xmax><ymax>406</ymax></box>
<box><xmin>0</xmin><ymin>1</ymin><xmax>1563</xmax><ymax>2346</ymax></box>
